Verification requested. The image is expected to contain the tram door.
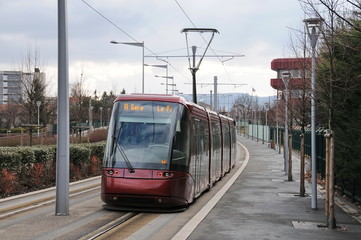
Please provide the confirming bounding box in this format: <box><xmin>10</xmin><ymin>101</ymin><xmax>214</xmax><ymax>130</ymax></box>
<box><xmin>192</xmin><ymin>118</ymin><xmax>208</xmax><ymax>197</ymax></box>
<box><xmin>193</xmin><ymin>119</ymin><xmax>202</xmax><ymax>196</ymax></box>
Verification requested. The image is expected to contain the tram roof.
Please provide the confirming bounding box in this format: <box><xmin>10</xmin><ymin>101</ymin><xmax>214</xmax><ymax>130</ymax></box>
<box><xmin>115</xmin><ymin>94</ymin><xmax>191</xmax><ymax>105</ymax></box>
<box><xmin>114</xmin><ymin>94</ymin><xmax>235</xmax><ymax>123</ymax></box>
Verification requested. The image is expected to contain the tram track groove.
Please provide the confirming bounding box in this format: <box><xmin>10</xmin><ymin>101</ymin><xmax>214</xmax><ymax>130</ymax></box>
<box><xmin>81</xmin><ymin>212</ymin><xmax>139</xmax><ymax>240</ymax></box>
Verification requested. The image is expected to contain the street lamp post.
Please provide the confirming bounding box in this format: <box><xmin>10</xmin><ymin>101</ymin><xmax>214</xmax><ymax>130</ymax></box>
<box><xmin>155</xmin><ymin>75</ymin><xmax>174</xmax><ymax>94</ymax></box>
<box><xmin>144</xmin><ymin>64</ymin><xmax>168</xmax><ymax>93</ymax></box>
<box><xmin>36</xmin><ymin>101</ymin><xmax>41</xmax><ymax>137</ymax></box>
<box><xmin>111</xmin><ymin>41</ymin><xmax>145</xmax><ymax>93</ymax></box>
<box><xmin>264</xmin><ymin>102</ymin><xmax>269</xmax><ymax>145</ymax></box>
<box><xmin>161</xmin><ymin>83</ymin><xmax>177</xmax><ymax>94</ymax></box>
<box><xmin>281</xmin><ymin>71</ymin><xmax>291</xmax><ymax>179</ymax></box>
<box><xmin>107</xmin><ymin>107</ymin><xmax>110</xmax><ymax>126</ymax></box>
<box><xmin>304</xmin><ymin>17</ymin><xmax>322</xmax><ymax>210</ymax></box>
<box><xmin>275</xmin><ymin>99</ymin><xmax>280</xmax><ymax>153</ymax></box>
<box><xmin>88</xmin><ymin>98</ymin><xmax>93</xmax><ymax>132</ymax></box>
<box><xmin>100</xmin><ymin>107</ymin><xmax>103</xmax><ymax>128</ymax></box>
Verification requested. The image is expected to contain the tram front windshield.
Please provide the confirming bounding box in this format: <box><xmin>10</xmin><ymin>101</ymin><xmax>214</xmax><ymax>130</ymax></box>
<box><xmin>104</xmin><ymin>101</ymin><xmax>187</xmax><ymax>171</ymax></box>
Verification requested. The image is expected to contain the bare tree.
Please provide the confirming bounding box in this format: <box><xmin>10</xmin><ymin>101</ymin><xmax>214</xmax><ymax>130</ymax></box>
<box><xmin>233</xmin><ymin>93</ymin><xmax>256</xmax><ymax>136</ymax></box>
<box><xmin>1</xmin><ymin>99</ymin><xmax>21</xmax><ymax>129</ymax></box>
<box><xmin>13</xmin><ymin>46</ymin><xmax>52</xmax><ymax>145</ymax></box>
<box><xmin>287</xmin><ymin>28</ymin><xmax>314</xmax><ymax>196</ymax></box>
<box><xmin>300</xmin><ymin>0</ymin><xmax>361</xmax><ymax>229</ymax></box>
<box><xmin>70</xmin><ymin>71</ymin><xmax>89</xmax><ymax>124</ymax></box>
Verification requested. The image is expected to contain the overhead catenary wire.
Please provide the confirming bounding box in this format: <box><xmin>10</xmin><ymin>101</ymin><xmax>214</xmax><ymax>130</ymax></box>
<box><xmin>174</xmin><ymin>0</ymin><xmax>223</xmax><ymax>62</ymax></box>
<box><xmin>81</xmin><ymin>0</ymin><xmax>243</xmax><ymax>92</ymax></box>
<box><xmin>81</xmin><ymin>0</ymin><xmax>138</xmax><ymax>44</ymax></box>
<box><xmin>173</xmin><ymin>0</ymin><xmax>240</xmax><ymax>85</ymax></box>
<box><xmin>80</xmin><ymin>0</ymin><xmax>191</xmax><ymax>85</ymax></box>
<box><xmin>174</xmin><ymin>0</ymin><xmax>198</xmax><ymax>28</ymax></box>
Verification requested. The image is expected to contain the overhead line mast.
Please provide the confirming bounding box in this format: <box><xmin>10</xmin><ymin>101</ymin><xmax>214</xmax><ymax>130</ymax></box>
<box><xmin>179</xmin><ymin>28</ymin><xmax>219</xmax><ymax>104</ymax></box>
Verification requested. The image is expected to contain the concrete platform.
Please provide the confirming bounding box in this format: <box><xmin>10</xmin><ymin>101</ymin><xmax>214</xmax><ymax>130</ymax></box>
<box><xmin>185</xmin><ymin>135</ymin><xmax>361</xmax><ymax>240</ymax></box>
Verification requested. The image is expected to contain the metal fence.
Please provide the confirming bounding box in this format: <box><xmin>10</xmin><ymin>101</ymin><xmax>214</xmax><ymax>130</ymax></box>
<box><xmin>270</xmin><ymin>127</ymin><xmax>327</xmax><ymax>178</ymax></box>
<box><xmin>51</xmin><ymin>121</ymin><xmax>109</xmax><ymax>135</ymax></box>
<box><xmin>240</xmin><ymin>123</ymin><xmax>360</xmax><ymax>202</ymax></box>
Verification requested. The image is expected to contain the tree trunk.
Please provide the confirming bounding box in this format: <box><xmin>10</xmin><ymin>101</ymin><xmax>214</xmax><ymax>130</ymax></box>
<box><xmin>325</xmin><ymin>130</ymin><xmax>330</xmax><ymax>225</ymax></box>
<box><xmin>329</xmin><ymin>131</ymin><xmax>336</xmax><ymax>229</ymax></box>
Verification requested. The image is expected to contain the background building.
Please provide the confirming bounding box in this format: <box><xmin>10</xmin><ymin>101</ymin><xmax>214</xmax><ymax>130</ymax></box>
<box><xmin>0</xmin><ymin>71</ymin><xmax>22</xmax><ymax>104</ymax></box>
<box><xmin>270</xmin><ymin>58</ymin><xmax>311</xmax><ymax>92</ymax></box>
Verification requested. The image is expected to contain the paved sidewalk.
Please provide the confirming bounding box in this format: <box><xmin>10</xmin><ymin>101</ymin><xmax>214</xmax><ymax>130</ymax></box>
<box><xmin>187</xmin><ymin>136</ymin><xmax>361</xmax><ymax>240</ymax></box>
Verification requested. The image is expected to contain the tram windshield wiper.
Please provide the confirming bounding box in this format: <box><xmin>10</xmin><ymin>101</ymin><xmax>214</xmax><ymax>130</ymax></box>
<box><xmin>115</xmin><ymin>142</ymin><xmax>135</xmax><ymax>173</ymax></box>
<box><xmin>111</xmin><ymin>122</ymin><xmax>135</xmax><ymax>173</ymax></box>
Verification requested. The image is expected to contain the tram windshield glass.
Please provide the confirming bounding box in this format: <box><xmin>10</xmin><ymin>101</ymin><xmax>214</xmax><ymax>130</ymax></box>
<box><xmin>103</xmin><ymin>101</ymin><xmax>189</xmax><ymax>171</ymax></box>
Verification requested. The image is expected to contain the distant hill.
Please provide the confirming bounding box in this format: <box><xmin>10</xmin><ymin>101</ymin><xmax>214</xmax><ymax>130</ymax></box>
<box><xmin>180</xmin><ymin>93</ymin><xmax>276</xmax><ymax>111</ymax></box>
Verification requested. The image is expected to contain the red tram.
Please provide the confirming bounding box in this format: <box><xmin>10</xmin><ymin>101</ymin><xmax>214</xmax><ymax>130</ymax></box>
<box><xmin>101</xmin><ymin>94</ymin><xmax>236</xmax><ymax>210</ymax></box>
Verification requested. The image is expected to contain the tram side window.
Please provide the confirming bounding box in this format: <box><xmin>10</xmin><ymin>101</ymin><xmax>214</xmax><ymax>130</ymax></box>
<box><xmin>231</xmin><ymin>122</ymin><xmax>237</xmax><ymax>151</ymax></box>
<box><xmin>224</xmin><ymin>125</ymin><xmax>230</xmax><ymax>149</ymax></box>
<box><xmin>212</xmin><ymin>123</ymin><xmax>221</xmax><ymax>153</ymax></box>
<box><xmin>201</xmin><ymin>121</ymin><xmax>209</xmax><ymax>157</ymax></box>
<box><xmin>194</xmin><ymin>119</ymin><xmax>208</xmax><ymax>160</ymax></box>
<box><xmin>170</xmin><ymin>110</ymin><xmax>190</xmax><ymax>172</ymax></box>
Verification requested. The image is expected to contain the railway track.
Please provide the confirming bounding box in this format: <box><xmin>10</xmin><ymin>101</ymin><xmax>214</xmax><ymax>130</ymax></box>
<box><xmin>82</xmin><ymin>212</ymin><xmax>139</xmax><ymax>240</ymax></box>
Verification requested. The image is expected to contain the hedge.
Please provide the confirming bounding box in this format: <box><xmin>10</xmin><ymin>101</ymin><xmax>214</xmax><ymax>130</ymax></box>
<box><xmin>0</xmin><ymin>128</ymin><xmax>24</xmax><ymax>134</ymax></box>
<box><xmin>0</xmin><ymin>142</ymin><xmax>106</xmax><ymax>198</ymax></box>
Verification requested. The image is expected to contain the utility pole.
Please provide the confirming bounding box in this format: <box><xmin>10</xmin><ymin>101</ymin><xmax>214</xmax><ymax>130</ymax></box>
<box><xmin>214</xmin><ymin>76</ymin><xmax>218</xmax><ymax>112</ymax></box>
<box><xmin>88</xmin><ymin>97</ymin><xmax>93</xmax><ymax>132</ymax></box>
<box><xmin>56</xmin><ymin>0</ymin><xmax>70</xmax><ymax>216</ymax></box>
<box><xmin>186</xmin><ymin>76</ymin><xmax>246</xmax><ymax>111</ymax></box>
<box><xmin>191</xmin><ymin>46</ymin><xmax>198</xmax><ymax>103</ymax></box>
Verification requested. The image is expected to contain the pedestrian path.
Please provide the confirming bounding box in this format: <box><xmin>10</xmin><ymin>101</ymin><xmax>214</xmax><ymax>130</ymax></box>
<box><xmin>187</xmin><ymin>136</ymin><xmax>361</xmax><ymax>240</ymax></box>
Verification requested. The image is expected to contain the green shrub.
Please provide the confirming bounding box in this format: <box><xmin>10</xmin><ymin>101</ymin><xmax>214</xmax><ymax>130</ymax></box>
<box><xmin>33</xmin><ymin>146</ymin><xmax>55</xmax><ymax>164</ymax></box>
<box><xmin>0</xmin><ymin>142</ymin><xmax>105</xmax><ymax>197</ymax></box>
<box><xmin>0</xmin><ymin>151</ymin><xmax>21</xmax><ymax>171</ymax></box>
<box><xmin>0</xmin><ymin>128</ymin><xmax>25</xmax><ymax>134</ymax></box>
<box><xmin>84</xmin><ymin>142</ymin><xmax>106</xmax><ymax>160</ymax></box>
<box><xmin>18</xmin><ymin>147</ymin><xmax>37</xmax><ymax>166</ymax></box>
<box><xmin>70</xmin><ymin>145</ymin><xmax>91</xmax><ymax>166</ymax></box>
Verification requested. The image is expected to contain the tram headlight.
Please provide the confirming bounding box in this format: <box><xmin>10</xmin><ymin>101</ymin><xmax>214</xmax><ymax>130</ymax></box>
<box><xmin>107</xmin><ymin>169</ymin><xmax>120</xmax><ymax>175</ymax></box>
<box><xmin>164</xmin><ymin>172</ymin><xmax>173</xmax><ymax>177</ymax></box>
<box><xmin>157</xmin><ymin>171</ymin><xmax>174</xmax><ymax>178</ymax></box>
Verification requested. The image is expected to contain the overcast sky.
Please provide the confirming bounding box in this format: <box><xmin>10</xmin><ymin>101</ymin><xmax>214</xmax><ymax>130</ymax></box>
<box><xmin>0</xmin><ymin>0</ymin><xmax>306</xmax><ymax>97</ymax></box>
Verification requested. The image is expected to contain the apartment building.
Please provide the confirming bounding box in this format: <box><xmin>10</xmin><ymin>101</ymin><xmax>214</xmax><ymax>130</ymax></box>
<box><xmin>0</xmin><ymin>71</ymin><xmax>22</xmax><ymax>104</ymax></box>
<box><xmin>270</xmin><ymin>58</ymin><xmax>312</xmax><ymax>91</ymax></box>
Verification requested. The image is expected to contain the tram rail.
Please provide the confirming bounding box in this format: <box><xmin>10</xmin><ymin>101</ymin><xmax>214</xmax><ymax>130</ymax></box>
<box><xmin>82</xmin><ymin>212</ymin><xmax>139</xmax><ymax>240</ymax></box>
